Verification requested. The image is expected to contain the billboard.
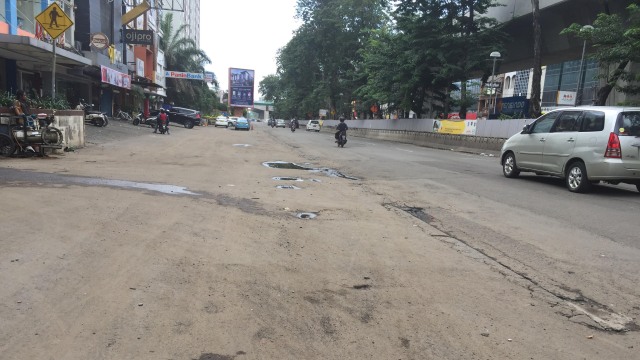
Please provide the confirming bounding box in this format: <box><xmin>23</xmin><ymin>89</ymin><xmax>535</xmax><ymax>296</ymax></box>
<box><xmin>229</xmin><ymin>68</ymin><xmax>254</xmax><ymax>107</ymax></box>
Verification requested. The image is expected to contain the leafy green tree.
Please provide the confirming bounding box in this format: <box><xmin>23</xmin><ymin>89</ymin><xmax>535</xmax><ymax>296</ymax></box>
<box><xmin>159</xmin><ymin>13</ymin><xmax>219</xmax><ymax>111</ymax></box>
<box><xmin>562</xmin><ymin>4</ymin><xmax>640</xmax><ymax>105</ymax></box>
<box><xmin>378</xmin><ymin>0</ymin><xmax>505</xmax><ymax>118</ymax></box>
<box><xmin>268</xmin><ymin>0</ymin><xmax>388</xmax><ymax>119</ymax></box>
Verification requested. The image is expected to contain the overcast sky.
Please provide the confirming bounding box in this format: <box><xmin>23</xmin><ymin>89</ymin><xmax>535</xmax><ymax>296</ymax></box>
<box><xmin>200</xmin><ymin>0</ymin><xmax>300</xmax><ymax>99</ymax></box>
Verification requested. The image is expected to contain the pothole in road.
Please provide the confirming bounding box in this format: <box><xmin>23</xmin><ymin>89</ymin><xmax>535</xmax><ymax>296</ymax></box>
<box><xmin>388</xmin><ymin>202</ymin><xmax>639</xmax><ymax>333</ymax></box>
<box><xmin>296</xmin><ymin>212</ymin><xmax>317</xmax><ymax>219</ymax></box>
<box><xmin>273</xmin><ymin>177</ymin><xmax>304</xmax><ymax>182</ymax></box>
<box><xmin>276</xmin><ymin>185</ymin><xmax>300</xmax><ymax>190</ymax></box>
<box><xmin>263</xmin><ymin>161</ymin><xmax>310</xmax><ymax>170</ymax></box>
<box><xmin>263</xmin><ymin>161</ymin><xmax>359</xmax><ymax>180</ymax></box>
<box><xmin>392</xmin><ymin>205</ymin><xmax>435</xmax><ymax>224</ymax></box>
<box><xmin>353</xmin><ymin>284</ymin><xmax>371</xmax><ymax>290</ymax></box>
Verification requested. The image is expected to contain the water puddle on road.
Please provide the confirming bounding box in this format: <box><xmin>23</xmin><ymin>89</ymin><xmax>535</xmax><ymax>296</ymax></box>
<box><xmin>73</xmin><ymin>178</ymin><xmax>200</xmax><ymax>195</ymax></box>
<box><xmin>0</xmin><ymin>168</ymin><xmax>200</xmax><ymax>196</ymax></box>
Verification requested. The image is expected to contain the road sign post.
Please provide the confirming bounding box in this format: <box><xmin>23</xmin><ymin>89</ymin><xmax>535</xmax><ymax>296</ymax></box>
<box><xmin>35</xmin><ymin>2</ymin><xmax>73</xmax><ymax>99</ymax></box>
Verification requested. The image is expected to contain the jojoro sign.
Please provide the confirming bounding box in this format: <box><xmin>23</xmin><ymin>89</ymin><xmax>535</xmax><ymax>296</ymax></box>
<box><xmin>123</xmin><ymin>29</ymin><xmax>153</xmax><ymax>45</ymax></box>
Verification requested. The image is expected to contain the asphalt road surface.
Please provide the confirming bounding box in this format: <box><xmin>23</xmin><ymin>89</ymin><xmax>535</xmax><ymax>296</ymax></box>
<box><xmin>1</xmin><ymin>121</ymin><xmax>638</xmax><ymax>359</ymax></box>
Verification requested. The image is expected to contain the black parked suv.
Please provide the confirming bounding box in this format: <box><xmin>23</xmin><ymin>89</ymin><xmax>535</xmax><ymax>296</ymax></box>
<box><xmin>168</xmin><ymin>106</ymin><xmax>201</xmax><ymax>129</ymax></box>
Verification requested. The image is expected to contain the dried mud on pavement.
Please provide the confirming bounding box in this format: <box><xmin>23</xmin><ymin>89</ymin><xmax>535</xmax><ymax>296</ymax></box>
<box><xmin>1</xmin><ymin>122</ymin><xmax>638</xmax><ymax>359</ymax></box>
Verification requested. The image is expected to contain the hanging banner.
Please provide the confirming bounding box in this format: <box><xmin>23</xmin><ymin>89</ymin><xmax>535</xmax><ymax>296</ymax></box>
<box><xmin>101</xmin><ymin>65</ymin><xmax>131</xmax><ymax>89</ymax></box>
<box><xmin>229</xmin><ymin>68</ymin><xmax>254</xmax><ymax>107</ymax></box>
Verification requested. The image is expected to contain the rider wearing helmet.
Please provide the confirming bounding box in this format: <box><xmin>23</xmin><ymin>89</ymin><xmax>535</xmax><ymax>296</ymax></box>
<box><xmin>335</xmin><ymin>116</ymin><xmax>348</xmax><ymax>141</ymax></box>
<box><xmin>156</xmin><ymin>108</ymin><xmax>170</xmax><ymax>134</ymax></box>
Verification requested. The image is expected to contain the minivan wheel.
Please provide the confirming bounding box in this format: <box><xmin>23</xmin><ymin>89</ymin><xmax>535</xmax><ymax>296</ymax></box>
<box><xmin>566</xmin><ymin>162</ymin><xmax>591</xmax><ymax>193</ymax></box>
<box><xmin>502</xmin><ymin>152</ymin><xmax>520</xmax><ymax>178</ymax></box>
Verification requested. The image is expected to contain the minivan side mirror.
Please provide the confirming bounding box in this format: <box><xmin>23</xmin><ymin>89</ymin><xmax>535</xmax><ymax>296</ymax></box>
<box><xmin>521</xmin><ymin>124</ymin><xmax>531</xmax><ymax>134</ymax></box>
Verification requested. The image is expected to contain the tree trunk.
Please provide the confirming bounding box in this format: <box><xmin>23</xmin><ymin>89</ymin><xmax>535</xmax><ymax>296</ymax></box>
<box><xmin>596</xmin><ymin>60</ymin><xmax>629</xmax><ymax>105</ymax></box>
<box><xmin>530</xmin><ymin>0</ymin><xmax>542</xmax><ymax>118</ymax></box>
<box><xmin>460</xmin><ymin>80</ymin><xmax>468</xmax><ymax>119</ymax></box>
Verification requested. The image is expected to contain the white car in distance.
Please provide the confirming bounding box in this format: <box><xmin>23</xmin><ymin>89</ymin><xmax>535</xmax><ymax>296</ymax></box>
<box><xmin>214</xmin><ymin>116</ymin><xmax>229</xmax><ymax>127</ymax></box>
<box><xmin>306</xmin><ymin>120</ymin><xmax>321</xmax><ymax>132</ymax></box>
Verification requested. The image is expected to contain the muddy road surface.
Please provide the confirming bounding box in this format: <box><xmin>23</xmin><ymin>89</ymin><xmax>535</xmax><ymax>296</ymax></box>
<box><xmin>1</xmin><ymin>121</ymin><xmax>638</xmax><ymax>359</ymax></box>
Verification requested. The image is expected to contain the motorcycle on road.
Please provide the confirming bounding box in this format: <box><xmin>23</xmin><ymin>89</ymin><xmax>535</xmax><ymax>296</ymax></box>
<box><xmin>336</xmin><ymin>130</ymin><xmax>347</xmax><ymax>147</ymax></box>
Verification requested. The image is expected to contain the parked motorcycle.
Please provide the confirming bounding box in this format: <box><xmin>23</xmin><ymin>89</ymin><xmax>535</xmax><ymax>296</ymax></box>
<box><xmin>132</xmin><ymin>112</ymin><xmax>157</xmax><ymax>127</ymax></box>
<box><xmin>337</xmin><ymin>130</ymin><xmax>347</xmax><ymax>147</ymax></box>
<box><xmin>76</xmin><ymin>99</ymin><xmax>108</xmax><ymax>127</ymax></box>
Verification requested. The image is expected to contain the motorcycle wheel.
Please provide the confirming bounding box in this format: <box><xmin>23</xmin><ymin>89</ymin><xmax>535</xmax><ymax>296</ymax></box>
<box><xmin>92</xmin><ymin>117</ymin><xmax>105</xmax><ymax>127</ymax></box>
<box><xmin>41</xmin><ymin>127</ymin><xmax>63</xmax><ymax>145</ymax></box>
<box><xmin>0</xmin><ymin>134</ymin><xmax>16</xmax><ymax>157</ymax></box>
<box><xmin>133</xmin><ymin>118</ymin><xmax>140</xmax><ymax>126</ymax></box>
<box><xmin>103</xmin><ymin>116</ymin><xmax>109</xmax><ymax>127</ymax></box>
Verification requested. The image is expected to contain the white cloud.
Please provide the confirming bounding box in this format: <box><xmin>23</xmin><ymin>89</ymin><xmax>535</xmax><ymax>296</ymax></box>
<box><xmin>200</xmin><ymin>0</ymin><xmax>300</xmax><ymax>100</ymax></box>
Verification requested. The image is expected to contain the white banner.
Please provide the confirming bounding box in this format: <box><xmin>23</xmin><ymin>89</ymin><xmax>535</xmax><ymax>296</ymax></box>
<box><xmin>557</xmin><ymin>91</ymin><xmax>577</xmax><ymax>106</ymax></box>
<box><xmin>165</xmin><ymin>71</ymin><xmax>204</xmax><ymax>80</ymax></box>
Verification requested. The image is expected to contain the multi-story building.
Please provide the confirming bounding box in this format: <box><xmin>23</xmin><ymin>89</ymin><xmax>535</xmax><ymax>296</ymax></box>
<box><xmin>1</xmin><ymin>0</ymin><xmax>166</xmax><ymax>116</ymax></box>
<box><xmin>1</xmin><ymin>0</ymin><xmax>90</xmax><ymax>101</ymax></box>
<box><xmin>168</xmin><ymin>0</ymin><xmax>200</xmax><ymax>47</ymax></box>
<box><xmin>478</xmin><ymin>0</ymin><xmax>638</xmax><ymax>117</ymax></box>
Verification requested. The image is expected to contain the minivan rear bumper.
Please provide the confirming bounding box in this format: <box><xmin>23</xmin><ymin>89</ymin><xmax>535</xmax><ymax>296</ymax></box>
<box><xmin>587</xmin><ymin>159</ymin><xmax>640</xmax><ymax>180</ymax></box>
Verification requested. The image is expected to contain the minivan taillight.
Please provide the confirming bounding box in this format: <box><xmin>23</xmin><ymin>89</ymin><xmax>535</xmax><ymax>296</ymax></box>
<box><xmin>604</xmin><ymin>132</ymin><xmax>622</xmax><ymax>158</ymax></box>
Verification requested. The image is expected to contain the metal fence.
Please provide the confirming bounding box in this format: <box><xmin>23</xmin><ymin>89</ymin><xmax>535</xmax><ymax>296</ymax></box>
<box><xmin>321</xmin><ymin>118</ymin><xmax>534</xmax><ymax>139</ymax></box>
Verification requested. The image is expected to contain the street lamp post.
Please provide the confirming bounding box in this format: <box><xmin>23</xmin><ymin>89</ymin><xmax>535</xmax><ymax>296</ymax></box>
<box><xmin>490</xmin><ymin>51</ymin><xmax>501</xmax><ymax>116</ymax></box>
<box><xmin>575</xmin><ymin>25</ymin><xmax>594</xmax><ymax>106</ymax></box>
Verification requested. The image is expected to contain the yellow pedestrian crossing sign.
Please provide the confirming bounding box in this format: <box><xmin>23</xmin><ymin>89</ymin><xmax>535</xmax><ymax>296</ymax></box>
<box><xmin>35</xmin><ymin>2</ymin><xmax>73</xmax><ymax>40</ymax></box>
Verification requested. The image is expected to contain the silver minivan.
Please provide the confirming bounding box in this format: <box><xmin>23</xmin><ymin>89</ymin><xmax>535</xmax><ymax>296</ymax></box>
<box><xmin>500</xmin><ymin>106</ymin><xmax>640</xmax><ymax>193</ymax></box>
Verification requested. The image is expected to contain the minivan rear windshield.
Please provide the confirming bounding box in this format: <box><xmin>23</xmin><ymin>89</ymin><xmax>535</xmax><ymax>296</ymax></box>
<box><xmin>616</xmin><ymin>112</ymin><xmax>640</xmax><ymax>136</ymax></box>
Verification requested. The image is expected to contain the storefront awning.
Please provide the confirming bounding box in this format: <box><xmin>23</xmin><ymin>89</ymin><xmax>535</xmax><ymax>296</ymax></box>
<box><xmin>0</xmin><ymin>34</ymin><xmax>91</xmax><ymax>69</ymax></box>
<box><xmin>132</xmin><ymin>76</ymin><xmax>165</xmax><ymax>89</ymax></box>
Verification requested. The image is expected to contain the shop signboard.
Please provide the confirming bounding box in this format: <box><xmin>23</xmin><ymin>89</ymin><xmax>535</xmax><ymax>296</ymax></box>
<box><xmin>123</xmin><ymin>29</ymin><xmax>153</xmax><ymax>45</ymax></box>
<box><xmin>165</xmin><ymin>71</ymin><xmax>204</xmax><ymax>80</ymax></box>
<box><xmin>501</xmin><ymin>96</ymin><xmax>530</xmax><ymax>117</ymax></box>
<box><xmin>557</xmin><ymin>91</ymin><xmax>576</xmax><ymax>106</ymax></box>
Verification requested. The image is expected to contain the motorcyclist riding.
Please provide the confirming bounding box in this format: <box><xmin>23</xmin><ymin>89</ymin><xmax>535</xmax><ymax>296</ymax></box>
<box><xmin>335</xmin><ymin>116</ymin><xmax>348</xmax><ymax>142</ymax></box>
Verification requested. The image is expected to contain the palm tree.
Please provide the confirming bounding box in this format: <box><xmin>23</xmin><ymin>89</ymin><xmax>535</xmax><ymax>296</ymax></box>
<box><xmin>159</xmin><ymin>13</ymin><xmax>215</xmax><ymax>106</ymax></box>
